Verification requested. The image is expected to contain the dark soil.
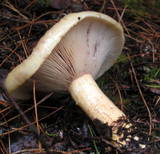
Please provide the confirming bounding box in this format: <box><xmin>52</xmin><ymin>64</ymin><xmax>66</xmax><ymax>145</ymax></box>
<box><xmin>0</xmin><ymin>0</ymin><xmax>160</xmax><ymax>153</ymax></box>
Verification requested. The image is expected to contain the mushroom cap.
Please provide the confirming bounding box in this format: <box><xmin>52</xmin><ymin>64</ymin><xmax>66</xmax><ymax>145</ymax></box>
<box><xmin>4</xmin><ymin>11</ymin><xmax>124</xmax><ymax>99</ymax></box>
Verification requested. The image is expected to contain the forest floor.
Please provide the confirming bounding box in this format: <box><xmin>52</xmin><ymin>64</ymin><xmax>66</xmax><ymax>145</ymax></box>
<box><xmin>0</xmin><ymin>0</ymin><xmax>160</xmax><ymax>153</ymax></box>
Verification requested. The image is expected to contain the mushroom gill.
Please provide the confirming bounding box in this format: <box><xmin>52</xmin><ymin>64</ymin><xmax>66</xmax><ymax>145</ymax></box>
<box><xmin>32</xmin><ymin>17</ymin><xmax>123</xmax><ymax>92</ymax></box>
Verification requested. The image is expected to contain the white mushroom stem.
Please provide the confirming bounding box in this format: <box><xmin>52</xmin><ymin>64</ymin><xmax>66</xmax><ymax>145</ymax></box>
<box><xmin>69</xmin><ymin>74</ymin><xmax>133</xmax><ymax>147</ymax></box>
<box><xmin>69</xmin><ymin>74</ymin><xmax>125</xmax><ymax>124</ymax></box>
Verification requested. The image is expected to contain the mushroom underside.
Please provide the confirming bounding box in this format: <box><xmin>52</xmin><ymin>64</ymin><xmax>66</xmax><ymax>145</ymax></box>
<box><xmin>31</xmin><ymin>17</ymin><xmax>123</xmax><ymax>93</ymax></box>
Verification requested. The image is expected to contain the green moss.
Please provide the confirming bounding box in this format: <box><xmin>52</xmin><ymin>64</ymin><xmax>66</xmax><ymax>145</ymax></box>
<box><xmin>120</xmin><ymin>0</ymin><xmax>160</xmax><ymax>17</ymax></box>
<box><xmin>143</xmin><ymin>66</ymin><xmax>160</xmax><ymax>82</ymax></box>
<box><xmin>38</xmin><ymin>0</ymin><xmax>51</xmax><ymax>7</ymax></box>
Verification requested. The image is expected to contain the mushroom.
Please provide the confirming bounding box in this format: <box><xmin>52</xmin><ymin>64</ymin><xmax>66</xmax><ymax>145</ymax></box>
<box><xmin>4</xmin><ymin>11</ymin><xmax>145</xmax><ymax>149</ymax></box>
